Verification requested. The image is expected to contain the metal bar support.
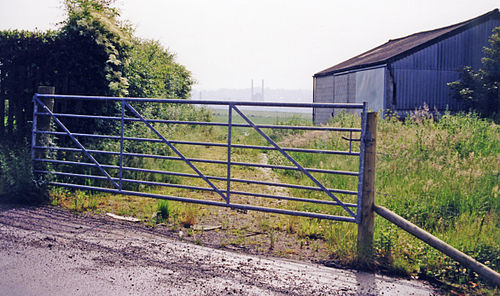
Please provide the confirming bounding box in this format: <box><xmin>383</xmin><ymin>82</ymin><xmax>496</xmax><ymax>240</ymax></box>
<box><xmin>119</xmin><ymin>99</ymin><xmax>125</xmax><ymax>191</ymax></box>
<box><xmin>35</xmin><ymin>130</ymin><xmax>359</xmax><ymax>156</ymax></box>
<box><xmin>226</xmin><ymin>104</ymin><xmax>232</xmax><ymax>204</ymax></box>
<box><xmin>31</xmin><ymin>96</ymin><xmax>38</xmax><ymax>160</ymax></box>
<box><xmin>356</xmin><ymin>103</ymin><xmax>368</xmax><ymax>224</ymax></box>
<box><xmin>37</xmin><ymin>169</ymin><xmax>359</xmax><ymax>208</ymax></box>
<box><xmin>36</xmin><ymin>158</ymin><xmax>358</xmax><ymax>195</ymax></box>
<box><xmin>349</xmin><ymin>131</ymin><xmax>352</xmax><ymax>153</ymax></box>
<box><xmin>33</xmin><ymin>145</ymin><xmax>360</xmax><ymax>176</ymax></box>
<box><xmin>35</xmin><ymin>112</ymin><xmax>362</xmax><ymax>132</ymax></box>
<box><xmin>35</xmin><ymin>93</ymin><xmax>365</xmax><ymax>109</ymax></box>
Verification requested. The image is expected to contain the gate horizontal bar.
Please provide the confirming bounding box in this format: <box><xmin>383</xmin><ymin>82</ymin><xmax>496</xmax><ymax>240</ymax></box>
<box><xmin>35</xmin><ymin>158</ymin><xmax>358</xmax><ymax>195</ymax></box>
<box><xmin>36</xmin><ymin>170</ymin><xmax>358</xmax><ymax>208</ymax></box>
<box><xmin>35</xmin><ymin>112</ymin><xmax>362</xmax><ymax>132</ymax></box>
<box><xmin>35</xmin><ymin>131</ymin><xmax>360</xmax><ymax>156</ymax></box>
<box><xmin>225</xmin><ymin>190</ymin><xmax>357</xmax><ymax>207</ymax></box>
<box><xmin>34</xmin><ymin>146</ymin><xmax>360</xmax><ymax>176</ymax></box>
<box><xmin>35</xmin><ymin>93</ymin><xmax>365</xmax><ymax>109</ymax></box>
<box><xmin>49</xmin><ymin>181</ymin><xmax>357</xmax><ymax>223</ymax></box>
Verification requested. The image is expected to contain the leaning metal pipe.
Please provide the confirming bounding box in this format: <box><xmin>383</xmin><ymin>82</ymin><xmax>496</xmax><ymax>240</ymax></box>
<box><xmin>374</xmin><ymin>205</ymin><xmax>500</xmax><ymax>287</ymax></box>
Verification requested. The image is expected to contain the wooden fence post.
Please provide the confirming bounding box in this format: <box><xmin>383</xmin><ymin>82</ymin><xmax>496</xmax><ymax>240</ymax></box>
<box><xmin>357</xmin><ymin>112</ymin><xmax>377</xmax><ymax>264</ymax></box>
<box><xmin>35</xmin><ymin>86</ymin><xmax>55</xmax><ymax>165</ymax></box>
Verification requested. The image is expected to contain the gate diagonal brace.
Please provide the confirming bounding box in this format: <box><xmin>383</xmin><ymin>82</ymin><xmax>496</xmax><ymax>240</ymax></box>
<box><xmin>231</xmin><ymin>106</ymin><xmax>356</xmax><ymax>218</ymax></box>
<box><xmin>124</xmin><ymin>101</ymin><xmax>229</xmax><ymax>203</ymax></box>
<box><xmin>33</xmin><ymin>96</ymin><xmax>120</xmax><ymax>189</ymax></box>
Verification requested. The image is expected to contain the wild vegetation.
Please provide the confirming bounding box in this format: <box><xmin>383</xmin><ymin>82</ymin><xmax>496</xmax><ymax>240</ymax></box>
<box><xmin>448</xmin><ymin>26</ymin><xmax>500</xmax><ymax>121</ymax></box>
<box><xmin>0</xmin><ymin>144</ymin><xmax>48</xmax><ymax>204</ymax></box>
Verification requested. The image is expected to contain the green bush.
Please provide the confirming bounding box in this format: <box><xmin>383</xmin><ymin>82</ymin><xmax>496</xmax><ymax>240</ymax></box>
<box><xmin>0</xmin><ymin>143</ymin><xmax>48</xmax><ymax>204</ymax></box>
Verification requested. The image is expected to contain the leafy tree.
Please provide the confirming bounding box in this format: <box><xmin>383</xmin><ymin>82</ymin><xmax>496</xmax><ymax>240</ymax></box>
<box><xmin>448</xmin><ymin>27</ymin><xmax>500</xmax><ymax>120</ymax></box>
<box><xmin>59</xmin><ymin>0</ymin><xmax>132</xmax><ymax>97</ymax></box>
<box><xmin>0</xmin><ymin>30</ymin><xmax>59</xmax><ymax>137</ymax></box>
<box><xmin>59</xmin><ymin>0</ymin><xmax>193</xmax><ymax>99</ymax></box>
<box><xmin>0</xmin><ymin>0</ymin><xmax>195</xmax><ymax>141</ymax></box>
<box><xmin>125</xmin><ymin>39</ymin><xmax>193</xmax><ymax>99</ymax></box>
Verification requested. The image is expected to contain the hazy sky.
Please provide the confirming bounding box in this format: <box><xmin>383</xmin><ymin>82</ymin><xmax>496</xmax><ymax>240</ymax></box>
<box><xmin>0</xmin><ymin>0</ymin><xmax>498</xmax><ymax>90</ymax></box>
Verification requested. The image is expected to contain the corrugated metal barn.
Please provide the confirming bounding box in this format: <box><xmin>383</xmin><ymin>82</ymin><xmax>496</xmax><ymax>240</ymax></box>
<box><xmin>313</xmin><ymin>9</ymin><xmax>500</xmax><ymax>124</ymax></box>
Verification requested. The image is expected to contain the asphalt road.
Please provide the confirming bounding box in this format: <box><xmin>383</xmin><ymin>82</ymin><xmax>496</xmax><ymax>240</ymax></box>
<box><xmin>0</xmin><ymin>204</ymin><xmax>437</xmax><ymax>295</ymax></box>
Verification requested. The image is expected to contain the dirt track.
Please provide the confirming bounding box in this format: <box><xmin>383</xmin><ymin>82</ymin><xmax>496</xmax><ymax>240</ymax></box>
<box><xmin>0</xmin><ymin>204</ymin><xmax>437</xmax><ymax>295</ymax></box>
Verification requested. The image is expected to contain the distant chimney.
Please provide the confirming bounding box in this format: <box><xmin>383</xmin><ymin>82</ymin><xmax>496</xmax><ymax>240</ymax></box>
<box><xmin>251</xmin><ymin>79</ymin><xmax>254</xmax><ymax>100</ymax></box>
<box><xmin>261</xmin><ymin>80</ymin><xmax>264</xmax><ymax>101</ymax></box>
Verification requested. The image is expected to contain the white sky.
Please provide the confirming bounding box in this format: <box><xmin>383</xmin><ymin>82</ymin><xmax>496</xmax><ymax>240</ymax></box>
<box><xmin>0</xmin><ymin>0</ymin><xmax>498</xmax><ymax>91</ymax></box>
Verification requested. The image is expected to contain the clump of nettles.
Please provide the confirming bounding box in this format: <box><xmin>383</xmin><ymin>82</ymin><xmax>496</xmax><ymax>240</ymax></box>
<box><xmin>0</xmin><ymin>144</ymin><xmax>48</xmax><ymax>204</ymax></box>
<box><xmin>156</xmin><ymin>200</ymin><xmax>170</xmax><ymax>223</ymax></box>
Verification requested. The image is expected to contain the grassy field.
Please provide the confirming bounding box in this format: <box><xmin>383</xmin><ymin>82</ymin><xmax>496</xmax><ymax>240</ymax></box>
<box><xmin>10</xmin><ymin>106</ymin><xmax>498</xmax><ymax>295</ymax></box>
<box><xmin>210</xmin><ymin>107</ymin><xmax>311</xmax><ymax>124</ymax></box>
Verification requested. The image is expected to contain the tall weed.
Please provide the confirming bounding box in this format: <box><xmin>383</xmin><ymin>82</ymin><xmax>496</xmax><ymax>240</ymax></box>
<box><xmin>0</xmin><ymin>143</ymin><xmax>48</xmax><ymax>204</ymax></box>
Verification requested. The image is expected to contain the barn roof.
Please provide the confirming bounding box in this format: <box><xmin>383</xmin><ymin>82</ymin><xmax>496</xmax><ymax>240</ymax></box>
<box><xmin>314</xmin><ymin>9</ymin><xmax>500</xmax><ymax>77</ymax></box>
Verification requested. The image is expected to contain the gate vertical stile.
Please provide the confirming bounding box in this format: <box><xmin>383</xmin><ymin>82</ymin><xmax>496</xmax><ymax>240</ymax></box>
<box><xmin>356</xmin><ymin>102</ymin><xmax>368</xmax><ymax>224</ymax></box>
<box><xmin>227</xmin><ymin>104</ymin><xmax>232</xmax><ymax>204</ymax></box>
<box><xmin>119</xmin><ymin>98</ymin><xmax>125</xmax><ymax>192</ymax></box>
<box><xmin>33</xmin><ymin>86</ymin><xmax>55</xmax><ymax>172</ymax></box>
<box><xmin>31</xmin><ymin>94</ymin><xmax>38</xmax><ymax>161</ymax></box>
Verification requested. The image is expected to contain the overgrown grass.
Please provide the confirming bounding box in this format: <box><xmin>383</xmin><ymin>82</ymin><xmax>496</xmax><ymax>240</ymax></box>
<box><xmin>373</xmin><ymin>111</ymin><xmax>499</xmax><ymax>290</ymax></box>
<box><xmin>0</xmin><ymin>142</ymin><xmax>48</xmax><ymax>204</ymax></box>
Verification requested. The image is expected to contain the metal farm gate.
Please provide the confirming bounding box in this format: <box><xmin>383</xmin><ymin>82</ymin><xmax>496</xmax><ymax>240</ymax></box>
<box><xmin>31</xmin><ymin>92</ymin><xmax>372</xmax><ymax>224</ymax></box>
<box><xmin>28</xmin><ymin>91</ymin><xmax>500</xmax><ymax>286</ymax></box>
